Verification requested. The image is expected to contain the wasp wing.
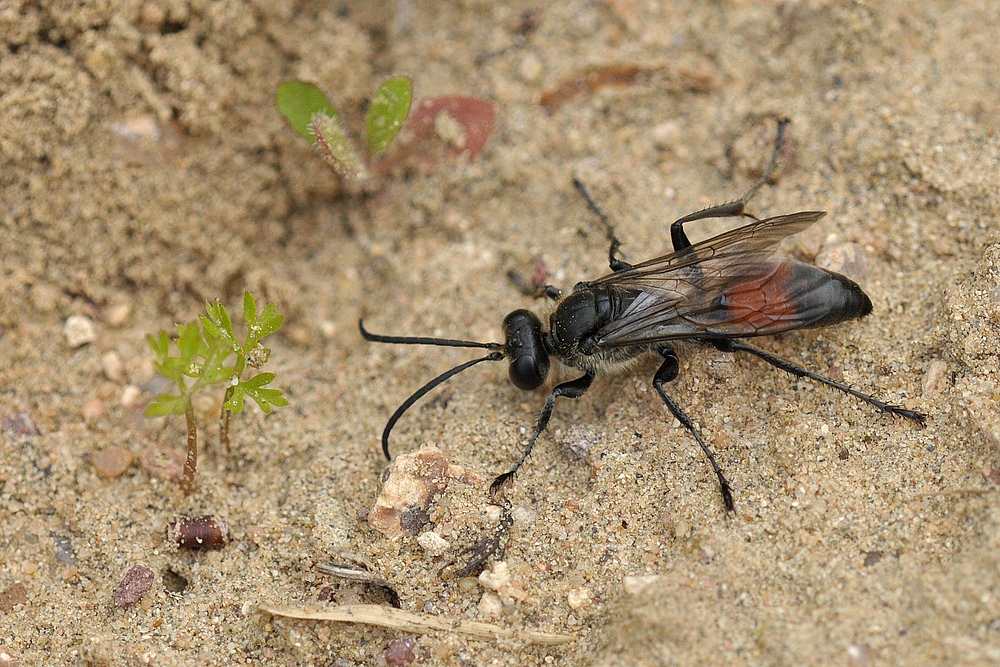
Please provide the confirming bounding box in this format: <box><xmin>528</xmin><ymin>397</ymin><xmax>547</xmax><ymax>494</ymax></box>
<box><xmin>589</xmin><ymin>211</ymin><xmax>834</xmax><ymax>347</ymax></box>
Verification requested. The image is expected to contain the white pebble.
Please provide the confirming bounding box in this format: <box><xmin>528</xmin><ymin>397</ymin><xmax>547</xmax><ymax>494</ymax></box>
<box><xmin>566</xmin><ymin>586</ymin><xmax>592</xmax><ymax>610</ymax></box>
<box><xmin>101</xmin><ymin>351</ymin><xmax>125</xmax><ymax>382</ymax></box>
<box><xmin>518</xmin><ymin>53</ymin><xmax>542</xmax><ymax>82</ymax></box>
<box><xmin>416</xmin><ymin>531</ymin><xmax>450</xmax><ymax>557</ymax></box>
<box><xmin>650</xmin><ymin>120</ymin><xmax>682</xmax><ymax>150</ymax></box>
<box><xmin>64</xmin><ymin>315</ymin><xmax>96</xmax><ymax>348</ymax></box>
<box><xmin>120</xmin><ymin>385</ymin><xmax>142</xmax><ymax>408</ymax></box>
<box><xmin>105</xmin><ymin>302</ymin><xmax>132</xmax><ymax>327</ymax></box>
<box><xmin>479</xmin><ymin>561</ymin><xmax>511</xmax><ymax>591</ymax></box>
<box><xmin>623</xmin><ymin>575</ymin><xmax>662</xmax><ymax>596</ymax></box>
<box><xmin>922</xmin><ymin>359</ymin><xmax>949</xmax><ymax>395</ymax></box>
<box><xmin>478</xmin><ymin>591</ymin><xmax>503</xmax><ymax>619</ymax></box>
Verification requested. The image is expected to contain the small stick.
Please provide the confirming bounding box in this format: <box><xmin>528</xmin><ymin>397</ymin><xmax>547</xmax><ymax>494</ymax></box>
<box><xmin>258</xmin><ymin>602</ymin><xmax>576</xmax><ymax>646</ymax></box>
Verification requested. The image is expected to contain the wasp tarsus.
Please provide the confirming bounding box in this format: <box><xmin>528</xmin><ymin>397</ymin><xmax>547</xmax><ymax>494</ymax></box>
<box><xmin>360</xmin><ymin>119</ymin><xmax>926</xmax><ymax>513</ymax></box>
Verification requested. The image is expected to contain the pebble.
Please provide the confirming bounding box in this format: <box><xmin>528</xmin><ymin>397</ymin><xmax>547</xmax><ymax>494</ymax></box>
<box><xmin>478</xmin><ymin>561</ymin><xmax>511</xmax><ymax>592</ymax></box>
<box><xmin>120</xmin><ymin>385</ymin><xmax>142</xmax><ymax>408</ymax></box>
<box><xmin>518</xmin><ymin>53</ymin><xmax>543</xmax><ymax>82</ymax></box>
<box><xmin>113</xmin><ymin>566</ymin><xmax>154</xmax><ymax>607</ymax></box>
<box><xmin>63</xmin><ymin>315</ymin><xmax>96</xmax><ymax>348</ymax></box>
<box><xmin>623</xmin><ymin>575</ymin><xmax>662</xmax><ymax>596</ymax></box>
<box><xmin>512</xmin><ymin>504</ymin><xmax>537</xmax><ymax>525</ymax></box>
<box><xmin>105</xmin><ymin>302</ymin><xmax>132</xmax><ymax>328</ymax></box>
<box><xmin>29</xmin><ymin>282</ymin><xmax>61</xmax><ymax>312</ymax></box>
<box><xmin>478</xmin><ymin>591</ymin><xmax>503</xmax><ymax>619</ymax></box>
<box><xmin>650</xmin><ymin>120</ymin><xmax>682</xmax><ymax>150</ymax></box>
<box><xmin>168</xmin><ymin>515</ymin><xmax>229</xmax><ymax>550</ymax></box>
<box><xmin>847</xmin><ymin>643</ymin><xmax>873</xmax><ymax>665</ymax></box>
<box><xmin>1</xmin><ymin>413</ymin><xmax>39</xmax><ymax>437</ymax></box>
<box><xmin>368</xmin><ymin>446</ymin><xmax>480</xmax><ymax>539</ymax></box>
<box><xmin>0</xmin><ymin>584</ymin><xmax>27</xmax><ymax>612</ymax></box>
<box><xmin>457</xmin><ymin>577</ymin><xmax>479</xmax><ymax>592</ymax></box>
<box><xmin>434</xmin><ymin>112</ymin><xmax>466</xmax><ymax>150</ymax></box>
<box><xmin>416</xmin><ymin>531</ymin><xmax>450</xmax><ymax>557</ymax></box>
<box><xmin>562</xmin><ymin>424</ymin><xmax>600</xmax><ymax>461</ymax></box>
<box><xmin>566</xmin><ymin>586</ymin><xmax>592</xmax><ymax>610</ymax></box>
<box><xmin>0</xmin><ymin>647</ymin><xmax>21</xmax><ymax>667</ymax></box>
<box><xmin>922</xmin><ymin>359</ymin><xmax>949</xmax><ymax>395</ymax></box>
<box><xmin>385</xmin><ymin>636</ymin><xmax>416</xmax><ymax>666</ymax></box>
<box><xmin>101</xmin><ymin>351</ymin><xmax>125</xmax><ymax>382</ymax></box>
<box><xmin>92</xmin><ymin>447</ymin><xmax>134</xmax><ymax>479</ymax></box>
<box><xmin>82</xmin><ymin>397</ymin><xmax>105</xmax><ymax>424</ymax></box>
<box><xmin>51</xmin><ymin>533</ymin><xmax>77</xmax><ymax>565</ymax></box>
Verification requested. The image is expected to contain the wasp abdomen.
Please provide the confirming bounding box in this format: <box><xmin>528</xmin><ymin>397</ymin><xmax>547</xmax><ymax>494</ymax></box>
<box><xmin>719</xmin><ymin>260</ymin><xmax>873</xmax><ymax>334</ymax></box>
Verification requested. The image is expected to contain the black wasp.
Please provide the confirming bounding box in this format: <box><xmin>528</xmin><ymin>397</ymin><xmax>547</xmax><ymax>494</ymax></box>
<box><xmin>360</xmin><ymin>119</ymin><xmax>926</xmax><ymax>511</ymax></box>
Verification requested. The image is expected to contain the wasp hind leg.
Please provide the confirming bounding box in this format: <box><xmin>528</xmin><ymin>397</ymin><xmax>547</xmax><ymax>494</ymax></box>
<box><xmin>713</xmin><ymin>340</ymin><xmax>927</xmax><ymax>424</ymax></box>
<box><xmin>653</xmin><ymin>348</ymin><xmax>735</xmax><ymax>511</ymax></box>
<box><xmin>668</xmin><ymin>118</ymin><xmax>790</xmax><ymax>252</ymax></box>
<box><xmin>490</xmin><ymin>372</ymin><xmax>595</xmax><ymax>495</ymax></box>
<box><xmin>572</xmin><ymin>178</ymin><xmax>633</xmax><ymax>272</ymax></box>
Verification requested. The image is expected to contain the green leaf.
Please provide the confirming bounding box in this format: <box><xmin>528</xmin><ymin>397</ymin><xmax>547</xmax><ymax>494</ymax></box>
<box><xmin>205</xmin><ymin>301</ymin><xmax>237</xmax><ymax>348</ymax></box>
<box><xmin>236</xmin><ymin>372</ymin><xmax>288</xmax><ymax>414</ymax></box>
<box><xmin>202</xmin><ymin>363</ymin><xmax>236</xmax><ymax>386</ymax></box>
<box><xmin>249</xmin><ymin>387</ymin><xmax>289</xmax><ymax>414</ymax></box>
<box><xmin>243</xmin><ymin>291</ymin><xmax>257</xmax><ymax>325</ymax></box>
<box><xmin>145</xmin><ymin>393</ymin><xmax>188</xmax><ymax>417</ymax></box>
<box><xmin>311</xmin><ymin>112</ymin><xmax>367</xmax><ymax>178</ymax></box>
<box><xmin>223</xmin><ymin>385</ymin><xmax>246</xmax><ymax>414</ymax></box>
<box><xmin>147</xmin><ymin>332</ymin><xmax>170</xmax><ymax>364</ymax></box>
<box><xmin>255</xmin><ymin>303</ymin><xmax>284</xmax><ymax>339</ymax></box>
<box><xmin>276</xmin><ymin>81</ymin><xmax>336</xmax><ymax>142</ymax></box>
<box><xmin>366</xmin><ymin>76</ymin><xmax>412</xmax><ymax>155</ymax></box>
<box><xmin>176</xmin><ymin>322</ymin><xmax>202</xmax><ymax>358</ymax></box>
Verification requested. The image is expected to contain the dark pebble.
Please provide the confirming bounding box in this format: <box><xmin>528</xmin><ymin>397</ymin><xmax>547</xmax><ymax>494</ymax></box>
<box><xmin>1</xmin><ymin>413</ymin><xmax>39</xmax><ymax>438</ymax></box>
<box><xmin>168</xmin><ymin>516</ymin><xmax>229</xmax><ymax>550</ymax></box>
<box><xmin>113</xmin><ymin>566</ymin><xmax>155</xmax><ymax>607</ymax></box>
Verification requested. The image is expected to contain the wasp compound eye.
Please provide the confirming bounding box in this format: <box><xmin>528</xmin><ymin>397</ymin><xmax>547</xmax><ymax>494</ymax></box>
<box><xmin>502</xmin><ymin>309</ymin><xmax>549</xmax><ymax>391</ymax></box>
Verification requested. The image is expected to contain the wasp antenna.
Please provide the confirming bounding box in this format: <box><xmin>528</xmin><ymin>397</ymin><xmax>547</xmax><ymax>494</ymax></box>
<box><xmin>359</xmin><ymin>319</ymin><xmax>501</xmax><ymax>351</ymax></box>
<box><xmin>380</xmin><ymin>351</ymin><xmax>504</xmax><ymax>461</ymax></box>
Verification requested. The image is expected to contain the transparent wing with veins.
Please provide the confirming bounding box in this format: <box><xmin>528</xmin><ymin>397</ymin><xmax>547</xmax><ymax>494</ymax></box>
<box><xmin>588</xmin><ymin>211</ymin><xmax>829</xmax><ymax>347</ymax></box>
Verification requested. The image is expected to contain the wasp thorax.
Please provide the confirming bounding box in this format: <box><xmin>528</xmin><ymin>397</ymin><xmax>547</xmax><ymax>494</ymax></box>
<box><xmin>502</xmin><ymin>309</ymin><xmax>550</xmax><ymax>391</ymax></box>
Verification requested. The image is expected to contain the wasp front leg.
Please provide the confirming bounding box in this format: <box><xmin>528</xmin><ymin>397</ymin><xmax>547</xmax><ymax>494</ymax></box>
<box><xmin>490</xmin><ymin>372</ymin><xmax>595</xmax><ymax>494</ymax></box>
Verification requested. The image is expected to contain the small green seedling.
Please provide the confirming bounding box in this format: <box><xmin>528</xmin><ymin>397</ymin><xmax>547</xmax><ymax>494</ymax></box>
<box><xmin>145</xmin><ymin>292</ymin><xmax>288</xmax><ymax>493</ymax></box>
<box><xmin>276</xmin><ymin>77</ymin><xmax>412</xmax><ymax>179</ymax></box>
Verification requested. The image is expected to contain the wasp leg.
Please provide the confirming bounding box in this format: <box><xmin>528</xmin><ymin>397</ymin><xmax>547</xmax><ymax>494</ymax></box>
<box><xmin>669</xmin><ymin>118</ymin><xmax>790</xmax><ymax>252</ymax></box>
<box><xmin>653</xmin><ymin>348</ymin><xmax>735</xmax><ymax>511</ymax></box>
<box><xmin>506</xmin><ymin>270</ymin><xmax>562</xmax><ymax>301</ymax></box>
<box><xmin>714</xmin><ymin>340</ymin><xmax>927</xmax><ymax>425</ymax></box>
<box><xmin>490</xmin><ymin>372</ymin><xmax>595</xmax><ymax>494</ymax></box>
<box><xmin>572</xmin><ymin>178</ymin><xmax>633</xmax><ymax>272</ymax></box>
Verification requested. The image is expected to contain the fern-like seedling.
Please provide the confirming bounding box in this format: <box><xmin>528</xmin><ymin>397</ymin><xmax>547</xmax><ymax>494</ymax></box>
<box><xmin>145</xmin><ymin>292</ymin><xmax>288</xmax><ymax>493</ymax></box>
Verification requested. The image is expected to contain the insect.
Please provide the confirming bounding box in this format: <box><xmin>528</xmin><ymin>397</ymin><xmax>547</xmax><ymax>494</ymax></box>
<box><xmin>361</xmin><ymin>119</ymin><xmax>926</xmax><ymax>511</ymax></box>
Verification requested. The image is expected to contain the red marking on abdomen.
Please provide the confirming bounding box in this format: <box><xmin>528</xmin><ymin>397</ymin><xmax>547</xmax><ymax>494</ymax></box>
<box><xmin>721</xmin><ymin>262</ymin><xmax>804</xmax><ymax>334</ymax></box>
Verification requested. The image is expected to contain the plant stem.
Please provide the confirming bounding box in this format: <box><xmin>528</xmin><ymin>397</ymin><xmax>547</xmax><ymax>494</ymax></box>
<box><xmin>220</xmin><ymin>385</ymin><xmax>234</xmax><ymax>453</ymax></box>
<box><xmin>181</xmin><ymin>402</ymin><xmax>198</xmax><ymax>494</ymax></box>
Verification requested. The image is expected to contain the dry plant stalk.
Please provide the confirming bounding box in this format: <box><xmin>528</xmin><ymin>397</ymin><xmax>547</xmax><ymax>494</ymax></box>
<box><xmin>258</xmin><ymin>602</ymin><xmax>575</xmax><ymax>646</ymax></box>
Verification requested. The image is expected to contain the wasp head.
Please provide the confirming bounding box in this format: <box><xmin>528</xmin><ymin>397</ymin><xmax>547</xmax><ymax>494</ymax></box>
<box><xmin>502</xmin><ymin>309</ymin><xmax>550</xmax><ymax>391</ymax></box>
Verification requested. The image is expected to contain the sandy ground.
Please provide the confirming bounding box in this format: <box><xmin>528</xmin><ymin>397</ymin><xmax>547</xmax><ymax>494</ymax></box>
<box><xmin>3</xmin><ymin>0</ymin><xmax>1000</xmax><ymax>665</ymax></box>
